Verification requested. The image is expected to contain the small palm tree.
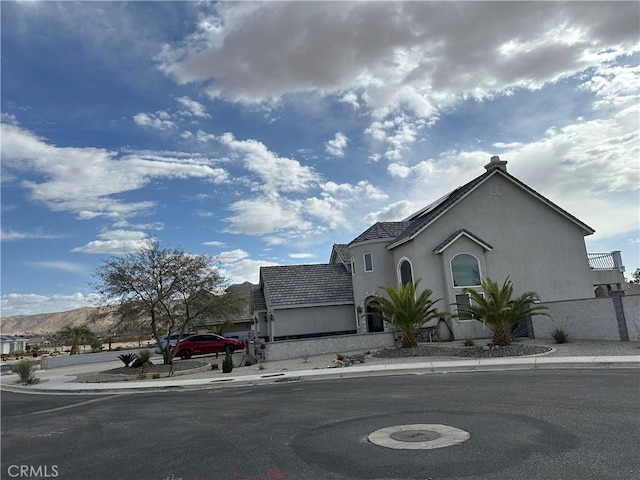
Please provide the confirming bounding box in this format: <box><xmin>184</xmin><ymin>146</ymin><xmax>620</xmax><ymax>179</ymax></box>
<box><xmin>368</xmin><ymin>280</ymin><xmax>443</xmax><ymax>348</ymax></box>
<box><xmin>456</xmin><ymin>277</ymin><xmax>549</xmax><ymax>346</ymax></box>
<box><xmin>57</xmin><ymin>325</ymin><xmax>95</xmax><ymax>355</ymax></box>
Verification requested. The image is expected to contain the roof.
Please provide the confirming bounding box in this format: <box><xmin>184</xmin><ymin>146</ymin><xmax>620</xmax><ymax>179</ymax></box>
<box><xmin>388</xmin><ymin>168</ymin><xmax>595</xmax><ymax>249</ymax></box>
<box><xmin>331</xmin><ymin>243</ymin><xmax>350</xmax><ymax>264</ymax></box>
<box><xmin>224</xmin><ymin>282</ymin><xmax>256</xmax><ymax>323</ymax></box>
<box><xmin>433</xmin><ymin>229</ymin><xmax>493</xmax><ymax>254</ymax></box>
<box><xmin>349</xmin><ymin>221</ymin><xmax>411</xmax><ymax>245</ymax></box>
<box><xmin>260</xmin><ymin>264</ymin><xmax>354</xmax><ymax>308</ymax></box>
<box><xmin>251</xmin><ymin>285</ymin><xmax>267</xmax><ymax>312</ymax></box>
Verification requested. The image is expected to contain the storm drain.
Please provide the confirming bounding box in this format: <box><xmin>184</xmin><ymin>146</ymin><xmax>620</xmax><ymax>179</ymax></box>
<box><xmin>368</xmin><ymin>424</ymin><xmax>470</xmax><ymax>450</ymax></box>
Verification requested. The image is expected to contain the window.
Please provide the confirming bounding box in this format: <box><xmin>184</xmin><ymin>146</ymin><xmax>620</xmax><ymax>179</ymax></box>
<box><xmin>399</xmin><ymin>259</ymin><xmax>413</xmax><ymax>286</ymax></box>
<box><xmin>455</xmin><ymin>293</ymin><xmax>483</xmax><ymax>320</ymax></box>
<box><xmin>451</xmin><ymin>253</ymin><xmax>481</xmax><ymax>287</ymax></box>
<box><xmin>364</xmin><ymin>252</ymin><xmax>373</xmax><ymax>272</ymax></box>
<box><xmin>351</xmin><ymin>257</ymin><xmax>355</xmax><ymax>276</ymax></box>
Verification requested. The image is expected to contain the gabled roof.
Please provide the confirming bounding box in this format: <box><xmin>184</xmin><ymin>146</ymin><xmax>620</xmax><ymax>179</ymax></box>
<box><xmin>331</xmin><ymin>243</ymin><xmax>350</xmax><ymax>264</ymax></box>
<box><xmin>349</xmin><ymin>221</ymin><xmax>411</xmax><ymax>245</ymax></box>
<box><xmin>388</xmin><ymin>168</ymin><xmax>595</xmax><ymax>249</ymax></box>
<box><xmin>260</xmin><ymin>264</ymin><xmax>354</xmax><ymax>309</ymax></box>
<box><xmin>433</xmin><ymin>229</ymin><xmax>493</xmax><ymax>254</ymax></box>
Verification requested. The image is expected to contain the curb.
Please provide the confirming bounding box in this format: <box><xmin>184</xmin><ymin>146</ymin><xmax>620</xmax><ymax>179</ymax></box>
<box><xmin>2</xmin><ymin>356</ymin><xmax>638</xmax><ymax>395</ymax></box>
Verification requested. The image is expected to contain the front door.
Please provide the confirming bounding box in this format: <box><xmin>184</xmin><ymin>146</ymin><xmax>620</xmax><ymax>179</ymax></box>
<box><xmin>366</xmin><ymin>304</ymin><xmax>384</xmax><ymax>332</ymax></box>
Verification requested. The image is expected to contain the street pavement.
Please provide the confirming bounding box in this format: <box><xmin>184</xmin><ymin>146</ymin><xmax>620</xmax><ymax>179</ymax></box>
<box><xmin>1</xmin><ymin>339</ymin><xmax>639</xmax><ymax>394</ymax></box>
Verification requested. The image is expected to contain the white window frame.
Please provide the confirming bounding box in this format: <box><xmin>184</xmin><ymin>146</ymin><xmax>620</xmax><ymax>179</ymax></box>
<box><xmin>455</xmin><ymin>292</ymin><xmax>484</xmax><ymax>322</ymax></box>
<box><xmin>350</xmin><ymin>257</ymin><xmax>355</xmax><ymax>276</ymax></box>
<box><xmin>363</xmin><ymin>252</ymin><xmax>374</xmax><ymax>272</ymax></box>
<box><xmin>397</xmin><ymin>257</ymin><xmax>414</xmax><ymax>286</ymax></box>
<box><xmin>450</xmin><ymin>253</ymin><xmax>482</xmax><ymax>288</ymax></box>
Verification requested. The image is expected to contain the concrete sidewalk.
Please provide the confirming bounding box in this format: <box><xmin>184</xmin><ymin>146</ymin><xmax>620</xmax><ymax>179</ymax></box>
<box><xmin>2</xmin><ymin>339</ymin><xmax>639</xmax><ymax>394</ymax></box>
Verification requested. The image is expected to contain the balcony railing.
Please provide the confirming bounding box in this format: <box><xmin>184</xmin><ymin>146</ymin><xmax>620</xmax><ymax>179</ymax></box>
<box><xmin>588</xmin><ymin>251</ymin><xmax>624</xmax><ymax>271</ymax></box>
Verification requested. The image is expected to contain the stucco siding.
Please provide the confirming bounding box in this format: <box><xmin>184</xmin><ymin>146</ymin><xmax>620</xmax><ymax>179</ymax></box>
<box><xmin>349</xmin><ymin>240</ymin><xmax>397</xmax><ymax>311</ymax></box>
<box><xmin>413</xmin><ymin>176</ymin><xmax>594</xmax><ymax>305</ymax></box>
<box><xmin>532</xmin><ymin>298</ymin><xmax>620</xmax><ymax>341</ymax></box>
<box><xmin>622</xmin><ymin>294</ymin><xmax>640</xmax><ymax>341</ymax></box>
<box><xmin>272</xmin><ymin>304</ymin><xmax>355</xmax><ymax>338</ymax></box>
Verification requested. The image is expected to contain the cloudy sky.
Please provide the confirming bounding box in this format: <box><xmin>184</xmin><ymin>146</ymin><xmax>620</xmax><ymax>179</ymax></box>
<box><xmin>2</xmin><ymin>1</ymin><xmax>639</xmax><ymax>316</ymax></box>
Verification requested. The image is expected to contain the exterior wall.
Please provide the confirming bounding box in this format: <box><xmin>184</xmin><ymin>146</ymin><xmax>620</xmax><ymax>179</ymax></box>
<box><xmin>591</xmin><ymin>269</ymin><xmax>626</xmax><ymax>289</ymax></box>
<box><xmin>621</xmin><ymin>294</ymin><xmax>640</xmax><ymax>341</ymax></box>
<box><xmin>406</xmin><ymin>175</ymin><xmax>595</xmax><ymax>311</ymax></box>
<box><xmin>262</xmin><ymin>331</ymin><xmax>395</xmax><ymax>361</ymax></box>
<box><xmin>349</xmin><ymin>239</ymin><xmax>398</xmax><ymax>331</ymax></box>
<box><xmin>532</xmin><ymin>297</ymin><xmax>621</xmax><ymax>341</ymax></box>
<box><xmin>271</xmin><ymin>304</ymin><xmax>355</xmax><ymax>338</ymax></box>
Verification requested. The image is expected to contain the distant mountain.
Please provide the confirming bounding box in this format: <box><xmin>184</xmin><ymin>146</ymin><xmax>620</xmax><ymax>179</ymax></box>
<box><xmin>0</xmin><ymin>307</ymin><xmax>116</xmax><ymax>336</ymax></box>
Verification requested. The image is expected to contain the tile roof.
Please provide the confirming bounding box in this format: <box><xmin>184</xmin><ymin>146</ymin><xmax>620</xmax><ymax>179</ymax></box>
<box><xmin>260</xmin><ymin>264</ymin><xmax>354</xmax><ymax>308</ymax></box>
<box><xmin>349</xmin><ymin>222</ymin><xmax>411</xmax><ymax>245</ymax></box>
<box><xmin>224</xmin><ymin>282</ymin><xmax>256</xmax><ymax>322</ymax></box>
<box><xmin>331</xmin><ymin>244</ymin><xmax>350</xmax><ymax>264</ymax></box>
<box><xmin>251</xmin><ymin>285</ymin><xmax>267</xmax><ymax>312</ymax></box>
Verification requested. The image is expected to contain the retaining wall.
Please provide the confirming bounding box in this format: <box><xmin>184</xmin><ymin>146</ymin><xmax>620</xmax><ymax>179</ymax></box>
<box><xmin>260</xmin><ymin>331</ymin><xmax>396</xmax><ymax>361</ymax></box>
<box><xmin>41</xmin><ymin>348</ymin><xmax>156</xmax><ymax>369</ymax></box>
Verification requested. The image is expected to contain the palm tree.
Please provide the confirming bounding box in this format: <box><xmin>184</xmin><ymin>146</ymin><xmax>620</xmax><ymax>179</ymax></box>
<box><xmin>456</xmin><ymin>277</ymin><xmax>550</xmax><ymax>346</ymax></box>
<box><xmin>57</xmin><ymin>325</ymin><xmax>95</xmax><ymax>355</ymax></box>
<box><xmin>368</xmin><ymin>280</ymin><xmax>443</xmax><ymax>348</ymax></box>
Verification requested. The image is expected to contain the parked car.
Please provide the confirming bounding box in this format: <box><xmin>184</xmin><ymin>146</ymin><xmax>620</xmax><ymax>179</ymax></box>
<box><xmin>171</xmin><ymin>334</ymin><xmax>244</xmax><ymax>360</ymax></box>
<box><xmin>154</xmin><ymin>332</ymin><xmax>196</xmax><ymax>354</ymax></box>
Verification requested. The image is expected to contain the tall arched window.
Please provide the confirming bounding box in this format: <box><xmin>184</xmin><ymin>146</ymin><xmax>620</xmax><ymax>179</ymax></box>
<box><xmin>451</xmin><ymin>253</ymin><xmax>481</xmax><ymax>287</ymax></box>
<box><xmin>399</xmin><ymin>259</ymin><xmax>413</xmax><ymax>286</ymax></box>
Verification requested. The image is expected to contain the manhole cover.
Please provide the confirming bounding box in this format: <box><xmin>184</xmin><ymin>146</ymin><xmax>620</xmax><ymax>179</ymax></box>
<box><xmin>368</xmin><ymin>424</ymin><xmax>470</xmax><ymax>450</ymax></box>
<box><xmin>390</xmin><ymin>429</ymin><xmax>442</xmax><ymax>442</ymax></box>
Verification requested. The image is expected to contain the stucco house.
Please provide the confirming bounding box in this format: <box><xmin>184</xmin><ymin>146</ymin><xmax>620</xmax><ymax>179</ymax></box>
<box><xmin>251</xmin><ymin>156</ymin><xmax>627</xmax><ymax>342</ymax></box>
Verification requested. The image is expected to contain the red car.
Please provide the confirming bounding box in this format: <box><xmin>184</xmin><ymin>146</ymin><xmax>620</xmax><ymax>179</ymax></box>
<box><xmin>171</xmin><ymin>334</ymin><xmax>244</xmax><ymax>360</ymax></box>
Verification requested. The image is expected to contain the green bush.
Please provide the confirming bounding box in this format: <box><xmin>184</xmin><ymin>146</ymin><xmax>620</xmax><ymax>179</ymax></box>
<box><xmin>137</xmin><ymin>349</ymin><xmax>152</xmax><ymax>364</ymax></box>
<box><xmin>11</xmin><ymin>360</ymin><xmax>39</xmax><ymax>384</ymax></box>
<box><xmin>152</xmin><ymin>373</ymin><xmax>161</xmax><ymax>379</ymax></box>
<box><xmin>118</xmin><ymin>353</ymin><xmax>137</xmax><ymax>367</ymax></box>
<box><xmin>551</xmin><ymin>327</ymin><xmax>570</xmax><ymax>344</ymax></box>
<box><xmin>244</xmin><ymin>357</ymin><xmax>254</xmax><ymax>367</ymax></box>
<box><xmin>222</xmin><ymin>352</ymin><xmax>234</xmax><ymax>373</ymax></box>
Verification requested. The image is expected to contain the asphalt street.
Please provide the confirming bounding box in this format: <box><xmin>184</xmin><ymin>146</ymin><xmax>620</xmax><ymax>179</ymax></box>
<box><xmin>2</xmin><ymin>369</ymin><xmax>639</xmax><ymax>480</ymax></box>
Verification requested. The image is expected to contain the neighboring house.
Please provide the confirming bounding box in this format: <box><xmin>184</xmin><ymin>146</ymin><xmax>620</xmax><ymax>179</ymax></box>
<box><xmin>251</xmin><ymin>156</ymin><xmax>627</xmax><ymax>341</ymax></box>
<box><xmin>0</xmin><ymin>335</ymin><xmax>28</xmax><ymax>355</ymax></box>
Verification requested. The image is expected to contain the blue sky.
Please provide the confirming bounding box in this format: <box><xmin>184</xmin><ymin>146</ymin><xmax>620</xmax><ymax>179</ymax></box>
<box><xmin>1</xmin><ymin>1</ymin><xmax>639</xmax><ymax>316</ymax></box>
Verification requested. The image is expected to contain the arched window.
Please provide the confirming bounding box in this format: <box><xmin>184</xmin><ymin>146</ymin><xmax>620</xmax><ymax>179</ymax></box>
<box><xmin>451</xmin><ymin>253</ymin><xmax>481</xmax><ymax>287</ymax></box>
<box><xmin>399</xmin><ymin>259</ymin><xmax>413</xmax><ymax>286</ymax></box>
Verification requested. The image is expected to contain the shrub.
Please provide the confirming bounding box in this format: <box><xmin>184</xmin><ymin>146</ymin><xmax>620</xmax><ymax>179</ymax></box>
<box><xmin>258</xmin><ymin>363</ymin><xmax>266</xmax><ymax>371</ymax></box>
<box><xmin>211</xmin><ymin>363</ymin><xmax>219</xmax><ymax>370</ymax></box>
<box><xmin>551</xmin><ymin>327</ymin><xmax>570</xmax><ymax>344</ymax></box>
<box><xmin>463</xmin><ymin>338</ymin><xmax>475</xmax><ymax>347</ymax></box>
<box><xmin>11</xmin><ymin>360</ymin><xmax>39</xmax><ymax>384</ymax></box>
<box><xmin>222</xmin><ymin>352</ymin><xmax>234</xmax><ymax>373</ymax></box>
<box><xmin>244</xmin><ymin>357</ymin><xmax>254</xmax><ymax>367</ymax></box>
<box><xmin>152</xmin><ymin>373</ymin><xmax>161</xmax><ymax>379</ymax></box>
<box><xmin>137</xmin><ymin>349</ymin><xmax>152</xmax><ymax>364</ymax></box>
<box><xmin>336</xmin><ymin>353</ymin><xmax>345</xmax><ymax>361</ymax></box>
<box><xmin>118</xmin><ymin>353</ymin><xmax>137</xmax><ymax>367</ymax></box>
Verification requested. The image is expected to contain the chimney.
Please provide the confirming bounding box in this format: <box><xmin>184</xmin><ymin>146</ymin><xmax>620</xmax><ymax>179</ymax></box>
<box><xmin>484</xmin><ymin>155</ymin><xmax>507</xmax><ymax>173</ymax></box>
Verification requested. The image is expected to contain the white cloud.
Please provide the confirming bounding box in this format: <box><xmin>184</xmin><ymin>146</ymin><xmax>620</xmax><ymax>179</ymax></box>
<box><xmin>1</xmin><ymin>123</ymin><xmax>229</xmax><ymax>219</ymax></box>
<box><xmin>24</xmin><ymin>261</ymin><xmax>85</xmax><ymax>274</ymax></box>
<box><xmin>72</xmin><ymin>230</ymin><xmax>152</xmax><ymax>254</ymax></box>
<box><xmin>1</xmin><ymin>228</ymin><xmax>61</xmax><ymax>242</ymax></box>
<box><xmin>0</xmin><ymin>292</ymin><xmax>101</xmax><ymax>317</ymax></box>
<box><xmin>133</xmin><ymin>111</ymin><xmax>177</xmax><ymax>130</ymax></box>
<box><xmin>218</xmin><ymin>258</ymin><xmax>279</xmax><ymax>285</ymax></box>
<box><xmin>214</xmin><ymin>248</ymin><xmax>249</xmax><ymax>264</ymax></box>
<box><xmin>219</xmin><ymin>132</ymin><xmax>318</xmax><ymax>193</ymax></box>
<box><xmin>289</xmin><ymin>253</ymin><xmax>315</xmax><ymax>259</ymax></box>
<box><xmin>175</xmin><ymin>96</ymin><xmax>210</xmax><ymax>118</ymax></box>
<box><xmin>202</xmin><ymin>240</ymin><xmax>226</xmax><ymax>247</ymax></box>
<box><xmin>364</xmin><ymin>200</ymin><xmax>417</xmax><ymax>223</ymax></box>
<box><xmin>224</xmin><ymin>196</ymin><xmax>310</xmax><ymax>235</ymax></box>
<box><xmin>325</xmin><ymin>132</ymin><xmax>348</xmax><ymax>157</ymax></box>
